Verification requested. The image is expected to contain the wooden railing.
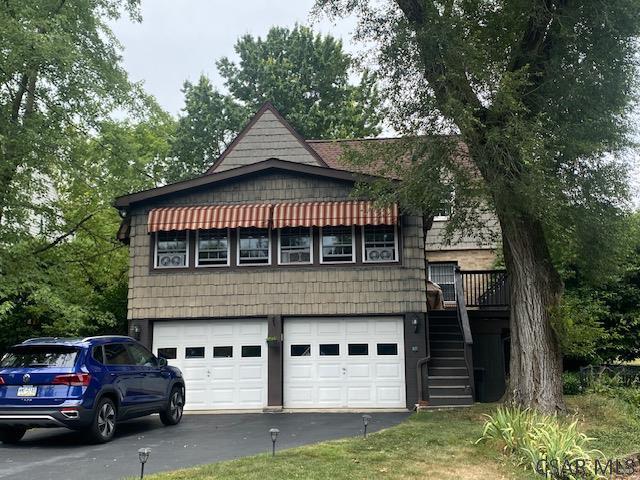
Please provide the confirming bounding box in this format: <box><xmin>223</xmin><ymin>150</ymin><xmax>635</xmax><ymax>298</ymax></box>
<box><xmin>454</xmin><ymin>268</ymin><xmax>475</xmax><ymax>400</ymax></box>
<box><xmin>460</xmin><ymin>270</ymin><xmax>509</xmax><ymax>308</ymax></box>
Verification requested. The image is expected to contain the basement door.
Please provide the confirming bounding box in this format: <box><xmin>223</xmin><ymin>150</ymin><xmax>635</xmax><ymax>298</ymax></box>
<box><xmin>283</xmin><ymin>317</ymin><xmax>406</xmax><ymax>409</ymax></box>
<box><xmin>153</xmin><ymin>319</ymin><xmax>268</xmax><ymax>410</ymax></box>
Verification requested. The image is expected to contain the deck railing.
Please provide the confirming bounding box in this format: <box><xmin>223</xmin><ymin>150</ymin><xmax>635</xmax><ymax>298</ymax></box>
<box><xmin>460</xmin><ymin>269</ymin><xmax>509</xmax><ymax>308</ymax></box>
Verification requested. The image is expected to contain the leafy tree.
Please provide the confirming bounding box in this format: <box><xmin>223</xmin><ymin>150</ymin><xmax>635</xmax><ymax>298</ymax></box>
<box><xmin>317</xmin><ymin>0</ymin><xmax>640</xmax><ymax>411</ymax></box>
<box><xmin>170</xmin><ymin>25</ymin><xmax>382</xmax><ymax>181</ymax></box>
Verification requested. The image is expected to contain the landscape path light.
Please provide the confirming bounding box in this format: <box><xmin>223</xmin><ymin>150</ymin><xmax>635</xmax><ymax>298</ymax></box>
<box><xmin>269</xmin><ymin>428</ymin><xmax>280</xmax><ymax>457</ymax></box>
<box><xmin>362</xmin><ymin>414</ymin><xmax>372</xmax><ymax>438</ymax></box>
<box><xmin>138</xmin><ymin>447</ymin><xmax>151</xmax><ymax>479</ymax></box>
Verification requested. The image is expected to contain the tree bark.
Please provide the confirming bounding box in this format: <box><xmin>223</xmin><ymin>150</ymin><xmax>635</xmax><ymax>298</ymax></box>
<box><xmin>499</xmin><ymin>210</ymin><xmax>565</xmax><ymax>412</ymax></box>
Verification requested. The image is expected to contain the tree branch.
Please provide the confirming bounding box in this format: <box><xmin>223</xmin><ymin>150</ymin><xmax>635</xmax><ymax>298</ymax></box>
<box><xmin>33</xmin><ymin>213</ymin><xmax>95</xmax><ymax>255</ymax></box>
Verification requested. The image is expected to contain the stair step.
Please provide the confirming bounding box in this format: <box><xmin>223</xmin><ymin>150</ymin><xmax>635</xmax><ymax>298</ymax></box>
<box><xmin>429</xmin><ymin>357</ymin><xmax>467</xmax><ymax>368</ymax></box>
<box><xmin>428</xmin><ymin>385</ymin><xmax>472</xmax><ymax>396</ymax></box>
<box><xmin>430</xmin><ymin>340</ymin><xmax>465</xmax><ymax>350</ymax></box>
<box><xmin>428</xmin><ymin>366</ymin><xmax>469</xmax><ymax>376</ymax></box>
<box><xmin>428</xmin><ymin>376</ymin><xmax>470</xmax><ymax>387</ymax></box>
<box><xmin>428</xmin><ymin>395</ymin><xmax>474</xmax><ymax>407</ymax></box>
<box><xmin>429</xmin><ymin>325</ymin><xmax>461</xmax><ymax>333</ymax></box>
<box><xmin>430</xmin><ymin>348</ymin><xmax>464</xmax><ymax>357</ymax></box>
<box><xmin>430</xmin><ymin>332</ymin><xmax>463</xmax><ymax>341</ymax></box>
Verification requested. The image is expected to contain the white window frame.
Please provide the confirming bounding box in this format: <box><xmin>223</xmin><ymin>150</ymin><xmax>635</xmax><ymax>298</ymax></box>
<box><xmin>154</xmin><ymin>231</ymin><xmax>189</xmax><ymax>269</ymax></box>
<box><xmin>277</xmin><ymin>227</ymin><xmax>313</xmax><ymax>265</ymax></box>
<box><xmin>434</xmin><ymin>187</ymin><xmax>455</xmax><ymax>221</ymax></box>
<box><xmin>237</xmin><ymin>227</ymin><xmax>272</xmax><ymax>266</ymax></box>
<box><xmin>361</xmin><ymin>224</ymin><xmax>399</xmax><ymax>264</ymax></box>
<box><xmin>428</xmin><ymin>262</ymin><xmax>457</xmax><ymax>302</ymax></box>
<box><xmin>195</xmin><ymin>229</ymin><xmax>231</xmax><ymax>268</ymax></box>
<box><xmin>319</xmin><ymin>226</ymin><xmax>356</xmax><ymax>264</ymax></box>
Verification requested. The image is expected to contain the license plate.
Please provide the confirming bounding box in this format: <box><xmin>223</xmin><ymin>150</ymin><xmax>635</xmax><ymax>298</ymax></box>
<box><xmin>17</xmin><ymin>385</ymin><xmax>37</xmax><ymax>397</ymax></box>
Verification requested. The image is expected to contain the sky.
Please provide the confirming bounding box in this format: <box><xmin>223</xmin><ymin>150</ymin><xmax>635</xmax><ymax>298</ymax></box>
<box><xmin>110</xmin><ymin>0</ymin><xmax>358</xmax><ymax>115</ymax></box>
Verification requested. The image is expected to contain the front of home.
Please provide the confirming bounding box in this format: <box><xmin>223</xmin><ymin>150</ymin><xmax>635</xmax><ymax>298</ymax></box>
<box><xmin>115</xmin><ymin>102</ymin><xmax>509</xmax><ymax>412</ymax></box>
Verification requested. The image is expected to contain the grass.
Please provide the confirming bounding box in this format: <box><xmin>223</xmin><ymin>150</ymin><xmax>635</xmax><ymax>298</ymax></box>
<box><xmin>142</xmin><ymin>395</ymin><xmax>640</xmax><ymax>480</ymax></box>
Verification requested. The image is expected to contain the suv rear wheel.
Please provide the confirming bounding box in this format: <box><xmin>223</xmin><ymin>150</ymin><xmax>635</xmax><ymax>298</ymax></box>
<box><xmin>160</xmin><ymin>385</ymin><xmax>184</xmax><ymax>426</ymax></box>
<box><xmin>0</xmin><ymin>427</ymin><xmax>27</xmax><ymax>444</ymax></box>
<box><xmin>86</xmin><ymin>397</ymin><xmax>117</xmax><ymax>443</ymax></box>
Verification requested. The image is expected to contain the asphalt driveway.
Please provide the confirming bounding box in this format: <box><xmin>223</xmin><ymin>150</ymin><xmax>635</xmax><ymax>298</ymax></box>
<box><xmin>0</xmin><ymin>412</ymin><xmax>409</xmax><ymax>480</ymax></box>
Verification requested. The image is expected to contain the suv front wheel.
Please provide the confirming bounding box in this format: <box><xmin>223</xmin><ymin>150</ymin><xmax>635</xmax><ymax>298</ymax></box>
<box><xmin>86</xmin><ymin>397</ymin><xmax>117</xmax><ymax>443</ymax></box>
<box><xmin>160</xmin><ymin>385</ymin><xmax>184</xmax><ymax>426</ymax></box>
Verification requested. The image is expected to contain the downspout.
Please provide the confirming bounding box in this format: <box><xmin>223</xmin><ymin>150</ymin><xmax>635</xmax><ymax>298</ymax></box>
<box><xmin>416</xmin><ymin>213</ymin><xmax>435</xmax><ymax>408</ymax></box>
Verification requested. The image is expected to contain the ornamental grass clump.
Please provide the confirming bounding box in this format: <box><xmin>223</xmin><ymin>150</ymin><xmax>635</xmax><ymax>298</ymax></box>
<box><xmin>477</xmin><ymin>406</ymin><xmax>604</xmax><ymax>479</ymax></box>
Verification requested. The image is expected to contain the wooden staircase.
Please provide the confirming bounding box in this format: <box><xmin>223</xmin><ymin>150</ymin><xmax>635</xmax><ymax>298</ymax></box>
<box><xmin>427</xmin><ymin>310</ymin><xmax>474</xmax><ymax>408</ymax></box>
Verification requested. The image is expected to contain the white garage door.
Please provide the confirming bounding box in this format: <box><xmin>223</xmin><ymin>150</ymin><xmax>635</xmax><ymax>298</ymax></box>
<box><xmin>284</xmin><ymin>317</ymin><xmax>406</xmax><ymax>409</ymax></box>
<box><xmin>153</xmin><ymin>319</ymin><xmax>268</xmax><ymax>411</ymax></box>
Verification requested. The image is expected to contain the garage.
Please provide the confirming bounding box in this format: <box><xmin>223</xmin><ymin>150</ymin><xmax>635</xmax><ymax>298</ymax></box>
<box><xmin>283</xmin><ymin>317</ymin><xmax>406</xmax><ymax>409</ymax></box>
<box><xmin>153</xmin><ymin>319</ymin><xmax>268</xmax><ymax>411</ymax></box>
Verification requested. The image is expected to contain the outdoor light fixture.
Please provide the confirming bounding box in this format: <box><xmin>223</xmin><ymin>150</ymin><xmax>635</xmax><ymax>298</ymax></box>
<box><xmin>138</xmin><ymin>448</ymin><xmax>151</xmax><ymax>479</ymax></box>
<box><xmin>269</xmin><ymin>428</ymin><xmax>280</xmax><ymax>456</ymax></box>
<box><xmin>362</xmin><ymin>414</ymin><xmax>372</xmax><ymax>438</ymax></box>
<box><xmin>131</xmin><ymin>324</ymin><xmax>141</xmax><ymax>340</ymax></box>
<box><xmin>412</xmin><ymin>316</ymin><xmax>419</xmax><ymax>333</ymax></box>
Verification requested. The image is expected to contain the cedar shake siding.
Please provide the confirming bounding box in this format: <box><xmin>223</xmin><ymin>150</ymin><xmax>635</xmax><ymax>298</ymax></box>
<box><xmin>126</xmin><ymin>171</ymin><xmax>427</xmax><ymax>321</ymax></box>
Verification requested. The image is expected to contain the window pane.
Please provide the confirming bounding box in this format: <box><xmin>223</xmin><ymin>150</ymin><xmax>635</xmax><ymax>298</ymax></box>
<box><xmin>291</xmin><ymin>344</ymin><xmax>311</xmax><ymax>356</ymax></box>
<box><xmin>127</xmin><ymin>344</ymin><xmax>157</xmax><ymax>367</ymax></box>
<box><xmin>319</xmin><ymin>344</ymin><xmax>339</xmax><ymax>356</ymax></box>
<box><xmin>185</xmin><ymin>347</ymin><xmax>205</xmax><ymax>359</ymax></box>
<box><xmin>377</xmin><ymin>343</ymin><xmax>398</xmax><ymax>356</ymax></box>
<box><xmin>239</xmin><ymin>228</ymin><xmax>270</xmax><ymax>264</ymax></box>
<box><xmin>92</xmin><ymin>346</ymin><xmax>104</xmax><ymax>364</ymax></box>
<box><xmin>280</xmin><ymin>227</ymin><xmax>312</xmax><ymax>264</ymax></box>
<box><xmin>429</xmin><ymin>263</ymin><xmax>457</xmax><ymax>301</ymax></box>
<box><xmin>156</xmin><ymin>231</ymin><xmax>188</xmax><ymax>268</ymax></box>
<box><xmin>348</xmin><ymin>344</ymin><xmax>369</xmax><ymax>356</ymax></box>
<box><xmin>363</xmin><ymin>225</ymin><xmax>396</xmax><ymax>262</ymax></box>
<box><xmin>198</xmin><ymin>229</ymin><xmax>229</xmax><ymax>266</ymax></box>
<box><xmin>321</xmin><ymin>227</ymin><xmax>353</xmax><ymax>262</ymax></box>
<box><xmin>157</xmin><ymin>348</ymin><xmax>177</xmax><ymax>360</ymax></box>
<box><xmin>0</xmin><ymin>346</ymin><xmax>79</xmax><ymax>368</ymax></box>
<box><xmin>213</xmin><ymin>346</ymin><xmax>233</xmax><ymax>358</ymax></box>
<box><xmin>241</xmin><ymin>345</ymin><xmax>261</xmax><ymax>358</ymax></box>
<box><xmin>104</xmin><ymin>343</ymin><xmax>133</xmax><ymax>365</ymax></box>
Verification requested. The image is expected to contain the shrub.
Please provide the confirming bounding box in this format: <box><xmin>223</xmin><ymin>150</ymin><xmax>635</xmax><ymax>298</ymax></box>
<box><xmin>563</xmin><ymin>372</ymin><xmax>583</xmax><ymax>395</ymax></box>
<box><xmin>478</xmin><ymin>406</ymin><xmax>604</xmax><ymax>479</ymax></box>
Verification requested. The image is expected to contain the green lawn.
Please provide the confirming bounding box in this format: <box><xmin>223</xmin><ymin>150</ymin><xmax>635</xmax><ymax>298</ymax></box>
<box><xmin>143</xmin><ymin>395</ymin><xmax>640</xmax><ymax>480</ymax></box>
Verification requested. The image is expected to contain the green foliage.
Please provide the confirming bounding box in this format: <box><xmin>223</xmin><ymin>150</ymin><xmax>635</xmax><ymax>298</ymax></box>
<box><xmin>563</xmin><ymin>372</ymin><xmax>584</xmax><ymax>396</ymax></box>
<box><xmin>582</xmin><ymin>370</ymin><xmax>640</xmax><ymax>412</ymax></box>
<box><xmin>478</xmin><ymin>407</ymin><xmax>604</xmax><ymax>479</ymax></box>
<box><xmin>170</xmin><ymin>25</ymin><xmax>383</xmax><ymax>181</ymax></box>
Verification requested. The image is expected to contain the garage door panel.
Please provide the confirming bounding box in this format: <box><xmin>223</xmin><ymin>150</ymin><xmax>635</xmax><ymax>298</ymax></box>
<box><xmin>317</xmin><ymin>364</ymin><xmax>342</xmax><ymax>379</ymax></box>
<box><xmin>153</xmin><ymin>319</ymin><xmax>267</xmax><ymax>411</ymax></box>
<box><xmin>284</xmin><ymin>317</ymin><xmax>405</xmax><ymax>409</ymax></box>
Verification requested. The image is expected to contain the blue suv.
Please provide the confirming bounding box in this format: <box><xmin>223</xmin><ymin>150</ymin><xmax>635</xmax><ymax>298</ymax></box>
<box><xmin>0</xmin><ymin>336</ymin><xmax>185</xmax><ymax>444</ymax></box>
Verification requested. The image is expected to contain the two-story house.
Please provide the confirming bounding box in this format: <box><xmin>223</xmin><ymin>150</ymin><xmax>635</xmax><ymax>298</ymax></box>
<box><xmin>115</xmin><ymin>102</ymin><xmax>509</xmax><ymax>412</ymax></box>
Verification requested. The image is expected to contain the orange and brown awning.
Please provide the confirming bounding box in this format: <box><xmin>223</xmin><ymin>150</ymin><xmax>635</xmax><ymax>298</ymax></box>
<box><xmin>147</xmin><ymin>201</ymin><xmax>398</xmax><ymax>233</ymax></box>
<box><xmin>147</xmin><ymin>204</ymin><xmax>272</xmax><ymax>233</ymax></box>
<box><xmin>272</xmin><ymin>201</ymin><xmax>398</xmax><ymax>228</ymax></box>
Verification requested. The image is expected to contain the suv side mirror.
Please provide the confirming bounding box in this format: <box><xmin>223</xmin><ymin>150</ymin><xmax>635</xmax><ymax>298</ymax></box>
<box><xmin>158</xmin><ymin>357</ymin><xmax>168</xmax><ymax>367</ymax></box>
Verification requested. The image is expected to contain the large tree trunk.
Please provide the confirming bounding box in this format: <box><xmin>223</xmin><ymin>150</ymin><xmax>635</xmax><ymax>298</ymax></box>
<box><xmin>500</xmin><ymin>211</ymin><xmax>565</xmax><ymax>412</ymax></box>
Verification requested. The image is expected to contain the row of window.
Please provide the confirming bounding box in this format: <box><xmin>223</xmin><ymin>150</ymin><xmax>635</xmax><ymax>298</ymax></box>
<box><xmin>155</xmin><ymin>225</ymin><xmax>398</xmax><ymax>269</ymax></box>
<box><xmin>157</xmin><ymin>343</ymin><xmax>399</xmax><ymax>360</ymax></box>
<box><xmin>291</xmin><ymin>343</ymin><xmax>398</xmax><ymax>357</ymax></box>
<box><xmin>158</xmin><ymin>346</ymin><xmax>262</xmax><ymax>359</ymax></box>
<box><xmin>92</xmin><ymin>342</ymin><xmax>157</xmax><ymax>367</ymax></box>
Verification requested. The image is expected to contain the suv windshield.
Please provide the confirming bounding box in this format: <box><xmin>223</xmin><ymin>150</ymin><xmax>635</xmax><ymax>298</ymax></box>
<box><xmin>0</xmin><ymin>346</ymin><xmax>80</xmax><ymax>368</ymax></box>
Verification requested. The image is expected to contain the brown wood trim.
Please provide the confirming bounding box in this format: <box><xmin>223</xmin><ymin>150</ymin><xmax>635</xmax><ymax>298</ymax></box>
<box><xmin>206</xmin><ymin>102</ymin><xmax>328</xmax><ymax>175</ymax></box>
<box><xmin>114</xmin><ymin>159</ymin><xmax>391</xmax><ymax>209</ymax></box>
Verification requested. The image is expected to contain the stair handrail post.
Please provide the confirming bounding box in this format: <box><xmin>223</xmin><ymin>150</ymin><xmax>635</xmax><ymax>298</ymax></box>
<box><xmin>455</xmin><ymin>267</ymin><xmax>475</xmax><ymax>401</ymax></box>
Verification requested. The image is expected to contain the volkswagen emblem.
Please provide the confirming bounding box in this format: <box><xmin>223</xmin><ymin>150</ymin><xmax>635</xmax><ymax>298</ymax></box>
<box><xmin>22</xmin><ymin>373</ymin><xmax>30</xmax><ymax>384</ymax></box>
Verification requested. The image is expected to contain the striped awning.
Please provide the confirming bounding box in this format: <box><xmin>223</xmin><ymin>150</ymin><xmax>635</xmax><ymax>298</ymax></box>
<box><xmin>147</xmin><ymin>204</ymin><xmax>272</xmax><ymax>233</ymax></box>
<box><xmin>272</xmin><ymin>201</ymin><xmax>398</xmax><ymax>228</ymax></box>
